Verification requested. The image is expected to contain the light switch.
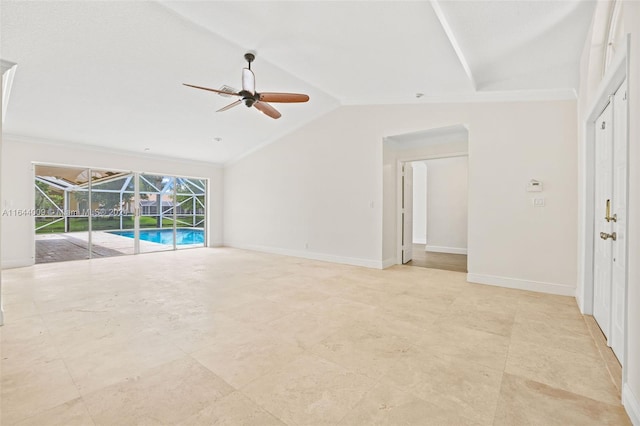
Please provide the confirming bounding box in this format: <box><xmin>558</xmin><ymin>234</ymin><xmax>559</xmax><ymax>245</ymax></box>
<box><xmin>533</xmin><ymin>198</ymin><xmax>545</xmax><ymax>207</ymax></box>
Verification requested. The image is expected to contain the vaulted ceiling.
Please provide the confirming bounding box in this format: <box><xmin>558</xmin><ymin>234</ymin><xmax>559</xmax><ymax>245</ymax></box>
<box><xmin>1</xmin><ymin>1</ymin><xmax>596</xmax><ymax>164</ymax></box>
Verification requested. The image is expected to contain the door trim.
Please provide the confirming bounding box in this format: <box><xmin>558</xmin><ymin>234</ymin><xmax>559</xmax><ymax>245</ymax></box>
<box><xmin>579</xmin><ymin>40</ymin><xmax>628</xmax><ymax>315</ymax></box>
<box><xmin>578</xmin><ymin>35</ymin><xmax>629</xmax><ymax>385</ymax></box>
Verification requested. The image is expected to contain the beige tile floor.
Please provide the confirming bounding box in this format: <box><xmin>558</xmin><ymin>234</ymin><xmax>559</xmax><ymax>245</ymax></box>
<box><xmin>0</xmin><ymin>248</ymin><xmax>630</xmax><ymax>425</ymax></box>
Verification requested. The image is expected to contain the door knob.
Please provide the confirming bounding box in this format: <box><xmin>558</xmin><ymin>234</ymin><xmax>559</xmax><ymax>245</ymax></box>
<box><xmin>600</xmin><ymin>232</ymin><xmax>617</xmax><ymax>241</ymax></box>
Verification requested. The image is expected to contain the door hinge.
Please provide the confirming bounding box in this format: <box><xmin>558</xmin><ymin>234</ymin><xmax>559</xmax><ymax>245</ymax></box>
<box><xmin>601</xmin><ymin>121</ymin><xmax>606</xmax><ymax>130</ymax></box>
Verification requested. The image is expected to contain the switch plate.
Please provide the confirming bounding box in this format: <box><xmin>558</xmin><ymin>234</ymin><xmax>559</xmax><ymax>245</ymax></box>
<box><xmin>533</xmin><ymin>198</ymin><xmax>545</xmax><ymax>207</ymax></box>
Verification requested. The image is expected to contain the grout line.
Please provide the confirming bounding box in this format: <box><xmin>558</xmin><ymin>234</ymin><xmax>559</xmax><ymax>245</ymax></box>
<box><xmin>583</xmin><ymin>315</ymin><xmax>623</xmax><ymax>393</ymax></box>
<box><xmin>33</xmin><ymin>311</ymin><xmax>97</xmax><ymax>426</ymax></box>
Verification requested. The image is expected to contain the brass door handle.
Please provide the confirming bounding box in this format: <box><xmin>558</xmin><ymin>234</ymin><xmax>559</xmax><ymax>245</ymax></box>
<box><xmin>605</xmin><ymin>199</ymin><xmax>617</xmax><ymax>222</ymax></box>
<box><xmin>600</xmin><ymin>232</ymin><xmax>617</xmax><ymax>241</ymax></box>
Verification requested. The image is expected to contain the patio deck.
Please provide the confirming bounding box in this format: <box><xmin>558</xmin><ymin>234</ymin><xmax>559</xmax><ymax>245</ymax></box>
<box><xmin>35</xmin><ymin>231</ymin><xmax>174</xmax><ymax>263</ymax></box>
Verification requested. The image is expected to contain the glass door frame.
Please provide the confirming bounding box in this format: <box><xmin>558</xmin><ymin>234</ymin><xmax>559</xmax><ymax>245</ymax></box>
<box><xmin>33</xmin><ymin>162</ymin><xmax>208</xmax><ymax>262</ymax></box>
<box><xmin>137</xmin><ymin>173</ymin><xmax>177</xmax><ymax>254</ymax></box>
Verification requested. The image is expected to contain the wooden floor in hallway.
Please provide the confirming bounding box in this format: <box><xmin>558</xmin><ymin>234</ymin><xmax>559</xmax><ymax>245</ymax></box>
<box><xmin>406</xmin><ymin>243</ymin><xmax>468</xmax><ymax>273</ymax></box>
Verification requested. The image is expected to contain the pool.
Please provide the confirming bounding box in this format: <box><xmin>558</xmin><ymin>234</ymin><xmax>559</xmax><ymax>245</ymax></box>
<box><xmin>109</xmin><ymin>229</ymin><xmax>205</xmax><ymax>245</ymax></box>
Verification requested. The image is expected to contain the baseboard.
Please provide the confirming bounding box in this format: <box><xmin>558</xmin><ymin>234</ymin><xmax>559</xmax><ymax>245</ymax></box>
<box><xmin>575</xmin><ymin>291</ymin><xmax>585</xmax><ymax>314</ymax></box>
<box><xmin>225</xmin><ymin>242</ymin><xmax>384</xmax><ymax>269</ymax></box>
<box><xmin>382</xmin><ymin>257</ymin><xmax>397</xmax><ymax>268</ymax></box>
<box><xmin>0</xmin><ymin>308</ymin><xmax>4</xmax><ymax>326</ymax></box>
<box><xmin>467</xmin><ymin>273</ymin><xmax>576</xmax><ymax>297</ymax></box>
<box><xmin>624</xmin><ymin>383</ymin><xmax>640</xmax><ymax>426</ymax></box>
<box><xmin>1</xmin><ymin>258</ymin><xmax>34</xmax><ymax>269</ymax></box>
<box><xmin>413</xmin><ymin>238</ymin><xmax>427</xmax><ymax>245</ymax></box>
<box><xmin>425</xmin><ymin>245</ymin><xmax>467</xmax><ymax>255</ymax></box>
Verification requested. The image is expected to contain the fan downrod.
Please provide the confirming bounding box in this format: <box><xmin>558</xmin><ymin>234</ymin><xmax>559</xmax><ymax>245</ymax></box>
<box><xmin>244</xmin><ymin>52</ymin><xmax>255</xmax><ymax>69</ymax></box>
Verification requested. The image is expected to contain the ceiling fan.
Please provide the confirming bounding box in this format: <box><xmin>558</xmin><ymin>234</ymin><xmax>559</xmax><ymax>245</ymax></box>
<box><xmin>184</xmin><ymin>53</ymin><xmax>310</xmax><ymax>119</ymax></box>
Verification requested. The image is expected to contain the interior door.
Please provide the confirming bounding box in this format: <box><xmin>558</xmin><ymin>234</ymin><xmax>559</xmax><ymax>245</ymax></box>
<box><xmin>402</xmin><ymin>163</ymin><xmax>413</xmax><ymax>263</ymax></box>
<box><xmin>593</xmin><ymin>102</ymin><xmax>613</xmax><ymax>339</ymax></box>
<box><xmin>610</xmin><ymin>80</ymin><xmax>628</xmax><ymax>364</ymax></box>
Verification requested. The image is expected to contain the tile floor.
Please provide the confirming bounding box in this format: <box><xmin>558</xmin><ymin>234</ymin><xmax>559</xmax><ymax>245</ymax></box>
<box><xmin>0</xmin><ymin>248</ymin><xmax>631</xmax><ymax>425</ymax></box>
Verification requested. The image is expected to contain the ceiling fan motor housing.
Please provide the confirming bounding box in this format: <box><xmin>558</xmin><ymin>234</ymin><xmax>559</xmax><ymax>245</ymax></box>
<box><xmin>238</xmin><ymin>89</ymin><xmax>257</xmax><ymax>107</ymax></box>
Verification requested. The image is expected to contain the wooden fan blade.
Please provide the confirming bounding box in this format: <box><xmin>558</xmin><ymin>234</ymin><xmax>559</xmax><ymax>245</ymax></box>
<box><xmin>254</xmin><ymin>101</ymin><xmax>281</xmax><ymax>119</ymax></box>
<box><xmin>183</xmin><ymin>83</ymin><xmax>240</xmax><ymax>97</ymax></box>
<box><xmin>216</xmin><ymin>100</ymin><xmax>242</xmax><ymax>112</ymax></box>
<box><xmin>258</xmin><ymin>92</ymin><xmax>310</xmax><ymax>103</ymax></box>
<box><xmin>242</xmin><ymin>68</ymin><xmax>255</xmax><ymax>94</ymax></box>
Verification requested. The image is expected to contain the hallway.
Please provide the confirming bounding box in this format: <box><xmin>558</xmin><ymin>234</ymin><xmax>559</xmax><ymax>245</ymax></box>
<box><xmin>406</xmin><ymin>244</ymin><xmax>468</xmax><ymax>273</ymax></box>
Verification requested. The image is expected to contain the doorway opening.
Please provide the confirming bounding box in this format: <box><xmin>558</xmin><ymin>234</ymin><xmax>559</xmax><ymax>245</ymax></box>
<box><xmin>382</xmin><ymin>124</ymin><xmax>469</xmax><ymax>271</ymax></box>
<box><xmin>401</xmin><ymin>157</ymin><xmax>468</xmax><ymax>272</ymax></box>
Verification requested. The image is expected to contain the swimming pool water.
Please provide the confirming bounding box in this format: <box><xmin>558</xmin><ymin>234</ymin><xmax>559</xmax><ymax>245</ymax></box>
<box><xmin>109</xmin><ymin>229</ymin><xmax>204</xmax><ymax>245</ymax></box>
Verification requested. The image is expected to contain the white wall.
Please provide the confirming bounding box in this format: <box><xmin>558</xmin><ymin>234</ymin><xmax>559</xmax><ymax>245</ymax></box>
<box><xmin>224</xmin><ymin>107</ymin><xmax>381</xmax><ymax>268</ymax></box>
<box><xmin>425</xmin><ymin>156</ymin><xmax>468</xmax><ymax>254</ymax></box>
<box><xmin>411</xmin><ymin>161</ymin><xmax>427</xmax><ymax>244</ymax></box>
<box><xmin>577</xmin><ymin>1</ymin><xmax>640</xmax><ymax>422</ymax></box>
<box><xmin>225</xmin><ymin>100</ymin><xmax>578</xmax><ymax>295</ymax></box>
<box><xmin>1</xmin><ymin>137</ymin><xmax>224</xmax><ymax>268</ymax></box>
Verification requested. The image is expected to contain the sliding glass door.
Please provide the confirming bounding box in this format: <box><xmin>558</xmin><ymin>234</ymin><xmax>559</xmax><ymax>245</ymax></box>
<box><xmin>35</xmin><ymin>165</ymin><xmax>91</xmax><ymax>262</ymax></box>
<box><xmin>175</xmin><ymin>177</ymin><xmax>206</xmax><ymax>250</ymax></box>
<box><xmin>89</xmin><ymin>170</ymin><xmax>136</xmax><ymax>257</ymax></box>
<box><xmin>139</xmin><ymin>174</ymin><xmax>176</xmax><ymax>254</ymax></box>
<box><xmin>34</xmin><ymin>164</ymin><xmax>207</xmax><ymax>264</ymax></box>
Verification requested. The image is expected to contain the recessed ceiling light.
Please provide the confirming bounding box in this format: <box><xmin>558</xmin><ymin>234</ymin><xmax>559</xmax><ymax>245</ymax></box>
<box><xmin>213</xmin><ymin>137</ymin><xmax>222</xmax><ymax>142</ymax></box>
<box><xmin>144</xmin><ymin>147</ymin><xmax>150</xmax><ymax>151</ymax></box>
<box><xmin>415</xmin><ymin>93</ymin><xmax>424</xmax><ymax>98</ymax></box>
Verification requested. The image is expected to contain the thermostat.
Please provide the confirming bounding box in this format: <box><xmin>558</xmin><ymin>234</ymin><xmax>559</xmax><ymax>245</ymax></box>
<box><xmin>527</xmin><ymin>180</ymin><xmax>543</xmax><ymax>192</ymax></box>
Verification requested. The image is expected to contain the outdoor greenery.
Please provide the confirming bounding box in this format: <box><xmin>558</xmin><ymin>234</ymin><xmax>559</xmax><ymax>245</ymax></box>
<box><xmin>176</xmin><ymin>194</ymin><xmax>205</xmax><ymax>213</ymax></box>
<box><xmin>72</xmin><ymin>190</ymin><xmax>135</xmax><ymax>212</ymax></box>
<box><xmin>34</xmin><ymin>173</ymin><xmax>206</xmax><ymax>234</ymax></box>
<box><xmin>35</xmin><ymin>180</ymin><xmax>63</xmax><ymax>212</ymax></box>
<box><xmin>35</xmin><ymin>215</ymin><xmax>204</xmax><ymax>234</ymax></box>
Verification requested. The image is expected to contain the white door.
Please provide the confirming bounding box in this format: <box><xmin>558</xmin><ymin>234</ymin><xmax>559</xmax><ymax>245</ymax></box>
<box><xmin>610</xmin><ymin>81</ymin><xmax>628</xmax><ymax>364</ymax></box>
<box><xmin>593</xmin><ymin>102</ymin><xmax>613</xmax><ymax>339</ymax></box>
<box><xmin>592</xmin><ymin>81</ymin><xmax>628</xmax><ymax>366</ymax></box>
<box><xmin>402</xmin><ymin>163</ymin><xmax>413</xmax><ymax>263</ymax></box>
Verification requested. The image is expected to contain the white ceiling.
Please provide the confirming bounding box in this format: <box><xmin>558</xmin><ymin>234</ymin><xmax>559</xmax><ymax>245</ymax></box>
<box><xmin>1</xmin><ymin>1</ymin><xmax>596</xmax><ymax>164</ymax></box>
